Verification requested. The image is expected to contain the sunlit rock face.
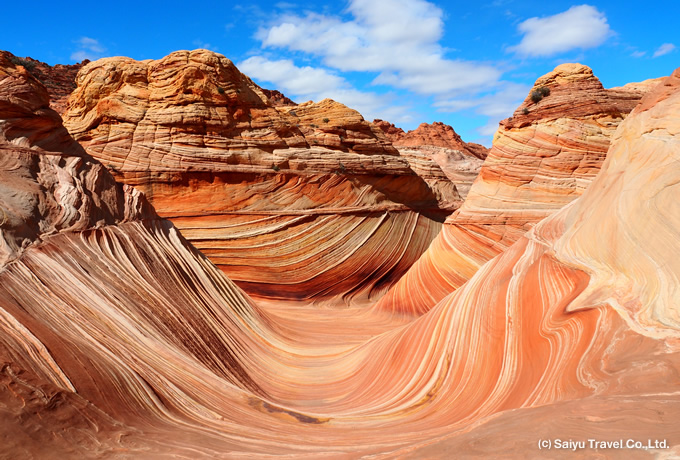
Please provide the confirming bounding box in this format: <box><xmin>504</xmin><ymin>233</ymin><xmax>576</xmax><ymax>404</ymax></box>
<box><xmin>62</xmin><ymin>49</ymin><xmax>453</xmax><ymax>304</ymax></box>
<box><xmin>2</xmin><ymin>52</ymin><xmax>679</xmax><ymax>457</ymax></box>
<box><xmin>374</xmin><ymin>119</ymin><xmax>488</xmax><ymax>199</ymax></box>
<box><xmin>374</xmin><ymin>63</ymin><xmax>662</xmax><ymax>316</ymax></box>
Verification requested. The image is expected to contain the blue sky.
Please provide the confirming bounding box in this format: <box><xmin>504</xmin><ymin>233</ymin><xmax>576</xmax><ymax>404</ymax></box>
<box><xmin>2</xmin><ymin>0</ymin><xmax>678</xmax><ymax>145</ymax></box>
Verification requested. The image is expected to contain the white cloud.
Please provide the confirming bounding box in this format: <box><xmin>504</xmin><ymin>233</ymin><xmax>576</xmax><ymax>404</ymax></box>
<box><xmin>237</xmin><ymin>56</ymin><xmax>409</xmax><ymax>122</ymax></box>
<box><xmin>478</xmin><ymin>119</ymin><xmax>501</xmax><ymax>137</ymax></box>
<box><xmin>631</xmin><ymin>50</ymin><xmax>646</xmax><ymax>58</ymax></box>
<box><xmin>653</xmin><ymin>43</ymin><xmax>676</xmax><ymax>58</ymax></box>
<box><xmin>239</xmin><ymin>57</ymin><xmax>346</xmax><ymax>96</ymax></box>
<box><xmin>435</xmin><ymin>82</ymin><xmax>531</xmax><ymax>137</ymax></box>
<box><xmin>509</xmin><ymin>5</ymin><xmax>612</xmax><ymax>57</ymax></box>
<box><xmin>70</xmin><ymin>37</ymin><xmax>106</xmax><ymax>62</ymax></box>
<box><xmin>255</xmin><ymin>0</ymin><xmax>501</xmax><ymax>96</ymax></box>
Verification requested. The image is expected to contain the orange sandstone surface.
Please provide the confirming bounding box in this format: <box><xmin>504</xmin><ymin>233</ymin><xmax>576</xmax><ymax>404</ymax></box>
<box><xmin>375</xmin><ymin>63</ymin><xmax>663</xmax><ymax>316</ymax></box>
<box><xmin>62</xmin><ymin>50</ymin><xmax>456</xmax><ymax>305</ymax></box>
<box><xmin>1</xmin><ymin>50</ymin><xmax>680</xmax><ymax>458</ymax></box>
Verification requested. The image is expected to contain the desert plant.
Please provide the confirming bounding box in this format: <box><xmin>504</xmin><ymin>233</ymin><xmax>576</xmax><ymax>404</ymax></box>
<box><xmin>322</xmin><ymin>117</ymin><xmax>330</xmax><ymax>123</ymax></box>
<box><xmin>530</xmin><ymin>86</ymin><xmax>551</xmax><ymax>103</ymax></box>
<box><xmin>272</xmin><ymin>164</ymin><xmax>280</xmax><ymax>172</ymax></box>
<box><xmin>522</xmin><ymin>108</ymin><xmax>529</xmax><ymax>115</ymax></box>
<box><xmin>217</xmin><ymin>87</ymin><xmax>225</xmax><ymax>94</ymax></box>
<box><xmin>9</xmin><ymin>55</ymin><xmax>36</xmax><ymax>71</ymax></box>
<box><xmin>334</xmin><ymin>161</ymin><xmax>347</xmax><ymax>175</ymax></box>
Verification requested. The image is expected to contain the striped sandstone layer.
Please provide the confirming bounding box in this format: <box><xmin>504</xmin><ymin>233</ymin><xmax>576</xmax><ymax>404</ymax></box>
<box><xmin>375</xmin><ymin>63</ymin><xmax>662</xmax><ymax>316</ymax></box>
<box><xmin>2</xmin><ymin>52</ymin><xmax>680</xmax><ymax>457</ymax></box>
<box><xmin>62</xmin><ymin>50</ymin><xmax>455</xmax><ymax>304</ymax></box>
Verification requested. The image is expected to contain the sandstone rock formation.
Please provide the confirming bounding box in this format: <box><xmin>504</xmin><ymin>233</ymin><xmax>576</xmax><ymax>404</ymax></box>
<box><xmin>0</xmin><ymin>51</ymin><xmax>147</xmax><ymax>265</ymax></box>
<box><xmin>3</xmin><ymin>51</ymin><xmax>86</xmax><ymax>114</ymax></box>
<box><xmin>0</xmin><ymin>50</ymin><xmax>280</xmax><ymax>456</ymax></box>
<box><xmin>375</xmin><ymin>119</ymin><xmax>488</xmax><ymax>159</ymax></box>
<box><xmin>375</xmin><ymin>63</ymin><xmax>661</xmax><ymax>316</ymax></box>
<box><xmin>374</xmin><ymin>119</ymin><xmax>488</xmax><ymax>199</ymax></box>
<box><xmin>62</xmin><ymin>50</ymin><xmax>455</xmax><ymax>304</ymax></box>
<box><xmin>2</xmin><ymin>50</ymin><xmax>679</xmax><ymax>457</ymax></box>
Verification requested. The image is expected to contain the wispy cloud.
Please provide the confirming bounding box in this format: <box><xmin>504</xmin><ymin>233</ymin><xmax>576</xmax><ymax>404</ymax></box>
<box><xmin>653</xmin><ymin>43</ymin><xmax>676</xmax><ymax>58</ymax></box>
<box><xmin>435</xmin><ymin>82</ymin><xmax>531</xmax><ymax>137</ymax></box>
<box><xmin>631</xmin><ymin>50</ymin><xmax>646</xmax><ymax>58</ymax></box>
<box><xmin>241</xmin><ymin>0</ymin><xmax>528</xmax><ymax>137</ymax></box>
<box><xmin>70</xmin><ymin>37</ymin><xmax>106</xmax><ymax>62</ymax></box>
<box><xmin>509</xmin><ymin>5</ymin><xmax>612</xmax><ymax>57</ymax></box>
<box><xmin>255</xmin><ymin>0</ymin><xmax>501</xmax><ymax>97</ymax></box>
<box><xmin>237</xmin><ymin>56</ymin><xmax>411</xmax><ymax>123</ymax></box>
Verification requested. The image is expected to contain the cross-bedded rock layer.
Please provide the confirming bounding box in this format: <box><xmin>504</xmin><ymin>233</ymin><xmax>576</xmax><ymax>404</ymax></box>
<box><xmin>375</xmin><ymin>63</ymin><xmax>663</xmax><ymax>316</ymax></box>
<box><xmin>62</xmin><ymin>50</ymin><xmax>455</xmax><ymax>304</ymax></box>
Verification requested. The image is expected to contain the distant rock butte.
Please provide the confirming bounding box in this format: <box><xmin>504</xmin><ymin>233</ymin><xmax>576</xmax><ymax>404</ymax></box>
<box><xmin>62</xmin><ymin>49</ymin><xmax>458</xmax><ymax>304</ymax></box>
<box><xmin>374</xmin><ymin>119</ymin><xmax>488</xmax><ymax>199</ymax></box>
<box><xmin>375</xmin><ymin>63</ymin><xmax>661</xmax><ymax>316</ymax></box>
<box><xmin>374</xmin><ymin>119</ymin><xmax>488</xmax><ymax>159</ymax></box>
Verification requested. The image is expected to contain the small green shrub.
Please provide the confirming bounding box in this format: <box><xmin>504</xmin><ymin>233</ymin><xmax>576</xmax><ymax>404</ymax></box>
<box><xmin>9</xmin><ymin>55</ymin><xmax>36</xmax><ymax>71</ymax></box>
<box><xmin>322</xmin><ymin>117</ymin><xmax>330</xmax><ymax>123</ymax></box>
<box><xmin>217</xmin><ymin>87</ymin><xmax>225</xmax><ymax>94</ymax></box>
<box><xmin>530</xmin><ymin>86</ymin><xmax>551</xmax><ymax>103</ymax></box>
<box><xmin>522</xmin><ymin>108</ymin><xmax>529</xmax><ymax>115</ymax></box>
<box><xmin>272</xmin><ymin>164</ymin><xmax>280</xmax><ymax>172</ymax></box>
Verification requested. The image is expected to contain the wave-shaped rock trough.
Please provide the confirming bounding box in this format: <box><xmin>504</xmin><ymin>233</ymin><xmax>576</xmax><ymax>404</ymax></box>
<box><xmin>1</xmin><ymin>50</ymin><xmax>680</xmax><ymax>457</ymax></box>
<box><xmin>61</xmin><ymin>50</ymin><xmax>454</xmax><ymax>305</ymax></box>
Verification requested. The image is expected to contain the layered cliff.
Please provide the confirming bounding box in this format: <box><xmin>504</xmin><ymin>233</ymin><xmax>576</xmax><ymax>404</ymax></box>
<box><xmin>62</xmin><ymin>50</ymin><xmax>454</xmax><ymax>304</ymax></box>
<box><xmin>375</xmin><ymin>63</ymin><xmax>661</xmax><ymax>316</ymax></box>
<box><xmin>374</xmin><ymin>119</ymin><xmax>487</xmax><ymax>199</ymax></box>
